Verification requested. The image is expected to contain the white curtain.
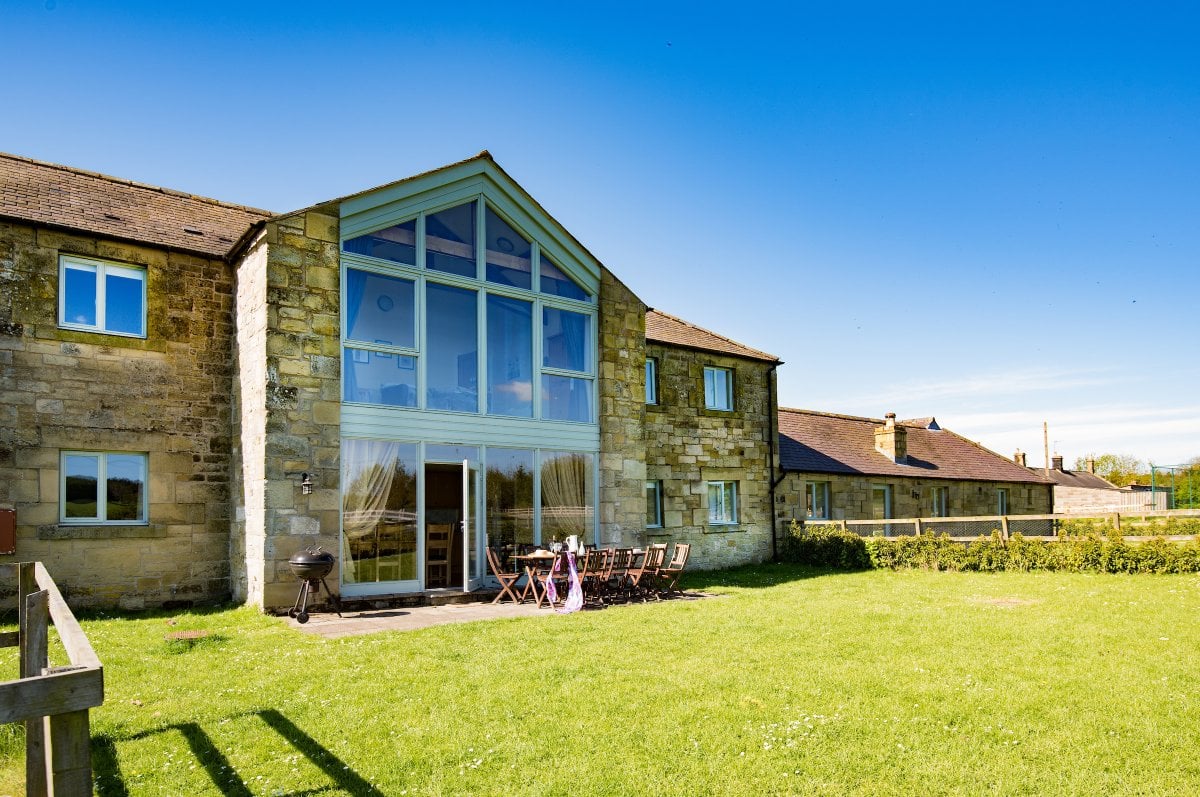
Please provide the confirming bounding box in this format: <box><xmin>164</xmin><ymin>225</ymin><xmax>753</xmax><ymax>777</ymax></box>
<box><xmin>341</xmin><ymin>439</ymin><xmax>405</xmax><ymax>583</ymax></box>
<box><xmin>541</xmin><ymin>452</ymin><xmax>593</xmax><ymax>540</ymax></box>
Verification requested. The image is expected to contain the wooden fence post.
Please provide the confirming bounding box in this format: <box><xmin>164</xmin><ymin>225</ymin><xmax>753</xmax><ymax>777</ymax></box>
<box><xmin>47</xmin><ymin>710</ymin><xmax>93</xmax><ymax>795</ymax></box>
<box><xmin>23</xmin><ymin>589</ymin><xmax>49</xmax><ymax>797</ymax></box>
<box><xmin>914</xmin><ymin>518</ymin><xmax>923</xmax><ymax>536</ymax></box>
<box><xmin>1000</xmin><ymin>515</ymin><xmax>1010</xmax><ymax>541</ymax></box>
<box><xmin>1112</xmin><ymin>512</ymin><xmax>1122</xmax><ymax>533</ymax></box>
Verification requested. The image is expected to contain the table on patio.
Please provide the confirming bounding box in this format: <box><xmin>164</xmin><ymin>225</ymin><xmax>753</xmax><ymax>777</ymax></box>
<box><xmin>514</xmin><ymin>550</ymin><xmax>586</xmax><ymax>610</ymax></box>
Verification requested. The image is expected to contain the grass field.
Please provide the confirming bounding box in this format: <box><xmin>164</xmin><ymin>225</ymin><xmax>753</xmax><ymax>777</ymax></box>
<box><xmin>3</xmin><ymin>566</ymin><xmax>1200</xmax><ymax>795</ymax></box>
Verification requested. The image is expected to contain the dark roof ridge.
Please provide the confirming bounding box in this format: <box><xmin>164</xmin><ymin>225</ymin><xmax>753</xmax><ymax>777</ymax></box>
<box><xmin>647</xmin><ymin>307</ymin><xmax>780</xmax><ymax>362</ymax></box>
<box><xmin>778</xmin><ymin>407</ymin><xmax>884</xmax><ymax>424</ymax></box>
<box><xmin>0</xmin><ymin>151</ymin><xmax>275</xmax><ymax>218</ymax></box>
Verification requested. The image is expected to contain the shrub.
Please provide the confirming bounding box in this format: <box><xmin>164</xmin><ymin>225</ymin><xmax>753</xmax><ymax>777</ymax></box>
<box><xmin>780</xmin><ymin>521</ymin><xmax>871</xmax><ymax>569</ymax></box>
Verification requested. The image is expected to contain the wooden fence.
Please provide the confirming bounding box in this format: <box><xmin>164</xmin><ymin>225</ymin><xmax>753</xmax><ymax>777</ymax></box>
<box><xmin>1</xmin><ymin>562</ymin><xmax>105</xmax><ymax>796</ymax></box>
<box><xmin>800</xmin><ymin>508</ymin><xmax>1200</xmax><ymax>543</ymax></box>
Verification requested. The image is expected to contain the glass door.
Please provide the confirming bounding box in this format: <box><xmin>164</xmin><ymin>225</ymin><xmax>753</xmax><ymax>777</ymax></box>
<box><xmin>424</xmin><ymin>445</ymin><xmax>482</xmax><ymax>591</ymax></box>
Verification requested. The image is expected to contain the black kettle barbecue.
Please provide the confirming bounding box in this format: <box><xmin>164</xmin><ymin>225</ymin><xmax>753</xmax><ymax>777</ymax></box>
<box><xmin>287</xmin><ymin>546</ymin><xmax>342</xmax><ymax>623</ymax></box>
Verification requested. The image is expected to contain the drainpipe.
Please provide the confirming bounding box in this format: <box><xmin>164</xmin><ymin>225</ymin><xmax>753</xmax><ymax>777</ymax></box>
<box><xmin>766</xmin><ymin>362</ymin><xmax>780</xmax><ymax>561</ymax></box>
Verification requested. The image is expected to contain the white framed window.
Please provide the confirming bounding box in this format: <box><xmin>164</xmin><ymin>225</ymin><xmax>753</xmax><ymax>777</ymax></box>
<box><xmin>645</xmin><ymin>358</ymin><xmax>658</xmax><ymax>405</ymax></box>
<box><xmin>997</xmin><ymin>488</ymin><xmax>1009</xmax><ymax>515</ymax></box>
<box><xmin>805</xmin><ymin>481</ymin><xmax>830</xmax><ymax>520</ymax></box>
<box><xmin>703</xmin><ymin>366</ymin><xmax>733</xmax><ymax>411</ymax></box>
<box><xmin>707</xmin><ymin>481</ymin><xmax>738</xmax><ymax>525</ymax></box>
<box><xmin>932</xmin><ymin>486</ymin><xmax>950</xmax><ymax>517</ymax></box>
<box><xmin>60</xmin><ymin>451</ymin><xmax>148</xmax><ymax>524</ymax></box>
<box><xmin>646</xmin><ymin>480</ymin><xmax>663</xmax><ymax>528</ymax></box>
<box><xmin>58</xmin><ymin>255</ymin><xmax>147</xmax><ymax>337</ymax></box>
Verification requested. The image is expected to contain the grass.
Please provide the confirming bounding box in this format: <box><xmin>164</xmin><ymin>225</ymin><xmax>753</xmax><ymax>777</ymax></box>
<box><xmin>3</xmin><ymin>566</ymin><xmax>1200</xmax><ymax>795</ymax></box>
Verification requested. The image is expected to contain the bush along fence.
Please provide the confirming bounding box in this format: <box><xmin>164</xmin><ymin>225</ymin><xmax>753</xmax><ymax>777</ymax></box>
<box><xmin>779</xmin><ymin>510</ymin><xmax>1200</xmax><ymax>574</ymax></box>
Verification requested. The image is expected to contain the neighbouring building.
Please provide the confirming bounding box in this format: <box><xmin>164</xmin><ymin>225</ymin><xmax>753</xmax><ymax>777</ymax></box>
<box><xmin>1025</xmin><ymin>454</ymin><xmax>1170</xmax><ymax>513</ymax></box>
<box><xmin>777</xmin><ymin>409</ymin><xmax>1054</xmax><ymax>526</ymax></box>
<box><xmin>0</xmin><ymin>150</ymin><xmax>779</xmax><ymax>609</ymax></box>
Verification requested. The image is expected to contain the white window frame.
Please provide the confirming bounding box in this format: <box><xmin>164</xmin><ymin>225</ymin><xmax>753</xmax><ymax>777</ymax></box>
<box><xmin>646</xmin><ymin>480</ymin><xmax>663</xmax><ymax>528</ymax></box>
<box><xmin>932</xmin><ymin>486</ymin><xmax>950</xmax><ymax>517</ymax></box>
<box><xmin>805</xmin><ymin>481</ymin><xmax>830</xmax><ymax>520</ymax></box>
<box><xmin>58</xmin><ymin>255</ymin><xmax>147</xmax><ymax>338</ymax></box>
<box><xmin>871</xmin><ymin>484</ymin><xmax>892</xmax><ymax>520</ymax></box>
<box><xmin>997</xmin><ymin>488</ymin><xmax>1009</xmax><ymax>515</ymax></box>
<box><xmin>645</xmin><ymin>357</ymin><xmax>658</xmax><ymax>405</ymax></box>
<box><xmin>703</xmin><ymin>366</ymin><xmax>733</xmax><ymax>411</ymax></box>
<box><xmin>707</xmin><ymin>480</ymin><xmax>738</xmax><ymax>525</ymax></box>
<box><xmin>59</xmin><ymin>451</ymin><xmax>149</xmax><ymax>525</ymax></box>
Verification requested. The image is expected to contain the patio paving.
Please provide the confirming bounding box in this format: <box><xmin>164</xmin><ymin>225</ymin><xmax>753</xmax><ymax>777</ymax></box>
<box><xmin>284</xmin><ymin>592</ymin><xmax>716</xmax><ymax>639</ymax></box>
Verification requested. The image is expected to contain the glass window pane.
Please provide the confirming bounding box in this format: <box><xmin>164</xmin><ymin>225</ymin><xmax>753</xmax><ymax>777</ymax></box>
<box><xmin>485</xmin><ymin>206</ymin><xmax>531</xmax><ymax>289</ymax></box>
<box><xmin>426</xmin><ymin>201</ymin><xmax>476</xmax><ymax>277</ymax></box>
<box><xmin>345</xmin><ymin>269</ymin><xmax>415</xmax><ymax>348</ymax></box>
<box><xmin>63</xmin><ymin>263</ymin><xmax>97</xmax><ymax>328</ymax></box>
<box><xmin>646</xmin><ymin>481</ymin><xmax>661</xmax><ymax>527</ymax></box>
<box><xmin>486</xmin><ymin>295</ymin><xmax>533</xmax><ymax>417</ymax></box>
<box><xmin>704</xmin><ymin>367</ymin><xmax>732</xmax><ymax>410</ymax></box>
<box><xmin>487</xmin><ymin>448</ymin><xmax>535</xmax><ymax>562</ymax></box>
<box><xmin>426</xmin><ymin>283</ymin><xmax>478</xmax><ymax>412</ymax></box>
<box><xmin>64</xmin><ymin>454</ymin><xmax>99</xmax><ymax>519</ymax></box>
<box><xmin>343</xmin><ymin>348</ymin><xmax>416</xmax><ymax>406</ymax></box>
<box><xmin>425</xmin><ymin>444</ymin><xmax>479</xmax><ymax>464</ymax></box>
<box><xmin>542</xmin><ymin>307</ymin><xmax>590</xmax><ymax>372</ymax></box>
<box><xmin>645</xmin><ymin>359</ymin><xmax>657</xmax><ymax>404</ymax></box>
<box><xmin>342</xmin><ymin>440</ymin><xmax>419</xmax><ymax>584</ymax></box>
<box><xmin>541</xmin><ymin>451</ymin><xmax>594</xmax><ymax>544</ymax></box>
<box><xmin>342</xmin><ymin>219</ymin><xmax>417</xmax><ymax>265</ymax></box>
<box><xmin>542</xmin><ymin>375</ymin><xmax>591</xmax><ymax>422</ymax></box>
<box><xmin>104</xmin><ymin>267</ymin><xmax>144</xmax><ymax>336</ymax></box>
<box><xmin>540</xmin><ymin>255</ymin><xmax>589</xmax><ymax>301</ymax></box>
<box><xmin>106</xmin><ymin>454</ymin><xmax>146</xmax><ymax>521</ymax></box>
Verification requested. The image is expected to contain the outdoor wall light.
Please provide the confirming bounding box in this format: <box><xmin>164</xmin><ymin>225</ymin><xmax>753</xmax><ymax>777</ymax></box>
<box><xmin>301</xmin><ymin>473</ymin><xmax>313</xmax><ymax>495</ymax></box>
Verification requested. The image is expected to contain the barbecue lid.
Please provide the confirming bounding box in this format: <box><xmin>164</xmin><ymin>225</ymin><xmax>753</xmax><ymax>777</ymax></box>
<box><xmin>289</xmin><ymin>546</ymin><xmax>335</xmax><ymax>565</ymax></box>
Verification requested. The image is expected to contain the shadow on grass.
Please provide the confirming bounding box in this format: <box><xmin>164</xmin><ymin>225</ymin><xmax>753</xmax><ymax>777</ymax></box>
<box><xmin>682</xmin><ymin>561</ymin><xmax>858</xmax><ymax>591</ymax></box>
<box><xmin>94</xmin><ymin>711</ymin><xmax>384</xmax><ymax>797</ymax></box>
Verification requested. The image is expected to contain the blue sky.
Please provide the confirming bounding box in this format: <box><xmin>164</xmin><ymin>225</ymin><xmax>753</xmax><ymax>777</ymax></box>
<box><xmin>8</xmin><ymin>1</ymin><xmax>1198</xmax><ymax>467</ymax></box>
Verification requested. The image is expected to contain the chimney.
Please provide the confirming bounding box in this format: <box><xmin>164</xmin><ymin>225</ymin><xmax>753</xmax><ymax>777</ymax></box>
<box><xmin>1014</xmin><ymin>450</ymin><xmax>1027</xmax><ymax>467</ymax></box>
<box><xmin>874</xmin><ymin>412</ymin><xmax>908</xmax><ymax>464</ymax></box>
<box><xmin>1086</xmin><ymin>457</ymin><xmax>1096</xmax><ymax>474</ymax></box>
<box><xmin>1052</xmin><ymin>454</ymin><xmax>1064</xmax><ymax>471</ymax></box>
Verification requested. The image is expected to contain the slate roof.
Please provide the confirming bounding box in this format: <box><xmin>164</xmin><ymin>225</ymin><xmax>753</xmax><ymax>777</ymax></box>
<box><xmin>0</xmin><ymin>152</ymin><xmax>273</xmax><ymax>259</ymax></box>
<box><xmin>778</xmin><ymin>408</ymin><xmax>1052</xmax><ymax>484</ymax></box>
<box><xmin>646</xmin><ymin>309</ymin><xmax>780</xmax><ymax>363</ymax></box>
<box><xmin>1033</xmin><ymin>468</ymin><xmax>1116</xmax><ymax>490</ymax></box>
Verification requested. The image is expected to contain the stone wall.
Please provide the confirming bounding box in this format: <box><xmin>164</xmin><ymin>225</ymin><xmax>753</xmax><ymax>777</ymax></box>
<box><xmin>644</xmin><ymin>343</ymin><xmax>776</xmax><ymax>569</ymax></box>
<box><xmin>0</xmin><ymin>220</ymin><xmax>234</xmax><ymax>608</ymax></box>
<box><xmin>777</xmin><ymin>471</ymin><xmax>1054</xmax><ymax>523</ymax></box>
<box><xmin>596</xmin><ymin>268</ymin><xmax>648</xmax><ymax>548</ymax></box>
<box><xmin>231</xmin><ymin>209</ymin><xmax>343</xmax><ymax>610</ymax></box>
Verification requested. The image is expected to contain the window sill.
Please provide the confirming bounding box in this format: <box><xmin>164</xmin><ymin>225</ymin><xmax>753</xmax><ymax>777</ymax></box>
<box><xmin>703</xmin><ymin>524</ymin><xmax>744</xmax><ymax>534</ymax></box>
<box><xmin>39</xmin><ymin>524</ymin><xmax>166</xmax><ymax>540</ymax></box>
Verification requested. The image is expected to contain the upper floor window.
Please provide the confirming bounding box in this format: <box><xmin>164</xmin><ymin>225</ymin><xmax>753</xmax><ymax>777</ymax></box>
<box><xmin>645</xmin><ymin>358</ymin><xmax>658</xmax><ymax>405</ymax></box>
<box><xmin>806</xmin><ymin>481</ymin><xmax>830</xmax><ymax>520</ymax></box>
<box><xmin>341</xmin><ymin>198</ymin><xmax>596</xmax><ymax>422</ymax></box>
<box><xmin>707</xmin><ymin>481</ymin><xmax>738</xmax><ymax>525</ymax></box>
<box><xmin>61</xmin><ymin>451</ymin><xmax>148</xmax><ymax>524</ymax></box>
<box><xmin>703</xmin><ymin>366</ymin><xmax>733</xmax><ymax>411</ymax></box>
<box><xmin>59</xmin><ymin>255</ymin><xmax>146</xmax><ymax>337</ymax></box>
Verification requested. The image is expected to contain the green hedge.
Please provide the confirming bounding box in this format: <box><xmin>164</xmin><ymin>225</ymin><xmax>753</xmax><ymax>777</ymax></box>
<box><xmin>780</xmin><ymin>521</ymin><xmax>1200</xmax><ymax>574</ymax></box>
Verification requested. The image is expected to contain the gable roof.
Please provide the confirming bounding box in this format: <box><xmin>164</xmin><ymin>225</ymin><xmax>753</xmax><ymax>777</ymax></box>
<box><xmin>0</xmin><ymin>152</ymin><xmax>273</xmax><ymax>259</ymax></box>
<box><xmin>646</xmin><ymin>309</ymin><xmax>780</xmax><ymax>363</ymax></box>
<box><xmin>778</xmin><ymin>408</ymin><xmax>1052</xmax><ymax>484</ymax></box>
<box><xmin>1034</xmin><ymin>468</ymin><xmax>1116</xmax><ymax>490</ymax></box>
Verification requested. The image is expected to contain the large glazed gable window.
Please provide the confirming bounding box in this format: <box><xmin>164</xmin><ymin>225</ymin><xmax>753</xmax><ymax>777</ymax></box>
<box><xmin>59</xmin><ymin>255</ymin><xmax>146</xmax><ymax>337</ymax></box>
<box><xmin>341</xmin><ymin>195</ymin><xmax>597</xmax><ymax>423</ymax></box>
<box><xmin>61</xmin><ymin>451</ymin><xmax>148</xmax><ymax>524</ymax></box>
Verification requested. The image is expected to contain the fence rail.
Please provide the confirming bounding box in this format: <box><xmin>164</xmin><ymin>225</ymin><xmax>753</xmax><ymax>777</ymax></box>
<box><xmin>1</xmin><ymin>562</ymin><xmax>105</xmax><ymax>796</ymax></box>
<box><xmin>801</xmin><ymin>509</ymin><xmax>1200</xmax><ymax>542</ymax></box>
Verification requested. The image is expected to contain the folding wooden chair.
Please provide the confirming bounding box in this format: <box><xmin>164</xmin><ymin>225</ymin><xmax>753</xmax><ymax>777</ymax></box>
<box><xmin>486</xmin><ymin>547</ymin><xmax>525</xmax><ymax>605</ymax></box>
<box><xmin>627</xmin><ymin>544</ymin><xmax>667</xmax><ymax>601</ymax></box>
<box><xmin>607</xmin><ymin>547</ymin><xmax>635</xmax><ymax>601</ymax></box>
<box><xmin>655</xmin><ymin>542</ymin><xmax>691</xmax><ymax>596</ymax></box>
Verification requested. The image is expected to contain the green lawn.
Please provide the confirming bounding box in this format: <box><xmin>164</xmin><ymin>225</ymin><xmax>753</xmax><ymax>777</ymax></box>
<box><xmin>4</xmin><ymin>566</ymin><xmax>1200</xmax><ymax>795</ymax></box>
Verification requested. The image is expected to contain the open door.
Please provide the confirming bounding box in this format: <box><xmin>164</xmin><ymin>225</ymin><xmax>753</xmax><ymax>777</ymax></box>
<box><xmin>462</xmin><ymin>459</ymin><xmax>483</xmax><ymax>592</ymax></box>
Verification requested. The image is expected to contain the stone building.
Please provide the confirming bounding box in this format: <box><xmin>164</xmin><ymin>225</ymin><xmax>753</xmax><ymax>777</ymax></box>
<box><xmin>0</xmin><ymin>150</ymin><xmax>779</xmax><ymax>609</ymax></box>
<box><xmin>1024</xmin><ymin>454</ymin><xmax>1169</xmax><ymax>513</ymax></box>
<box><xmin>777</xmin><ymin>409</ymin><xmax>1053</xmax><ymax>526</ymax></box>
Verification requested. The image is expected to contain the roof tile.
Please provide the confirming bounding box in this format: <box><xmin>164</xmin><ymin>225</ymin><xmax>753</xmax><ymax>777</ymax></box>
<box><xmin>646</xmin><ymin>309</ymin><xmax>780</xmax><ymax>363</ymax></box>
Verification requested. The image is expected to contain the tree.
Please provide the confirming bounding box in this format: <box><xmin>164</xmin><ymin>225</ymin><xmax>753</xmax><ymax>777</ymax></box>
<box><xmin>1074</xmin><ymin>453</ymin><xmax>1146</xmax><ymax>487</ymax></box>
<box><xmin>1165</xmin><ymin>457</ymin><xmax>1200</xmax><ymax>509</ymax></box>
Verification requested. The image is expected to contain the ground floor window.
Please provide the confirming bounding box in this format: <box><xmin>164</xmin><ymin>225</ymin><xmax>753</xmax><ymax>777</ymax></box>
<box><xmin>60</xmin><ymin>451</ymin><xmax>147</xmax><ymax>523</ymax></box>
<box><xmin>805</xmin><ymin>481</ymin><xmax>830</xmax><ymax>520</ymax></box>
<box><xmin>707</xmin><ymin>481</ymin><xmax>738</xmax><ymax>525</ymax></box>
<box><xmin>871</xmin><ymin>484</ymin><xmax>892</xmax><ymax>520</ymax></box>
<box><xmin>932</xmin><ymin>486</ymin><xmax>950</xmax><ymax>517</ymax></box>
<box><xmin>997</xmin><ymin>488</ymin><xmax>1009</xmax><ymax>515</ymax></box>
<box><xmin>646</xmin><ymin>480</ymin><xmax>663</xmax><ymax>528</ymax></box>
